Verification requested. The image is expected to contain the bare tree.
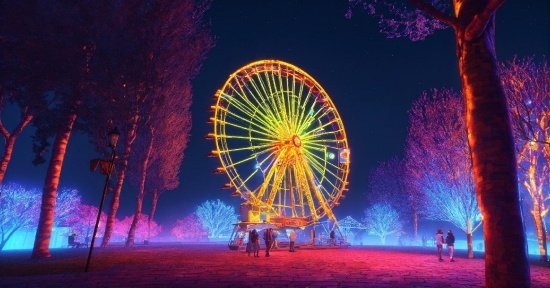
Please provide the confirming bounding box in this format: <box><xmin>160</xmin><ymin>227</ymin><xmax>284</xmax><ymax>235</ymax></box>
<box><xmin>405</xmin><ymin>88</ymin><xmax>480</xmax><ymax>258</ymax></box>
<box><xmin>501</xmin><ymin>57</ymin><xmax>550</xmax><ymax>261</ymax></box>
<box><xmin>362</xmin><ymin>203</ymin><xmax>403</xmax><ymax>245</ymax></box>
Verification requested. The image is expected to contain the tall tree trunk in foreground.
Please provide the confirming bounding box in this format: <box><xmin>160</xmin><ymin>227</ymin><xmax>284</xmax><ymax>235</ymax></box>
<box><xmin>101</xmin><ymin>117</ymin><xmax>138</xmax><ymax>247</ymax></box>
<box><xmin>126</xmin><ymin>133</ymin><xmax>153</xmax><ymax>246</ymax></box>
<box><xmin>406</xmin><ymin>0</ymin><xmax>530</xmax><ymax>285</ymax></box>
<box><xmin>31</xmin><ymin>113</ymin><xmax>76</xmax><ymax>259</ymax></box>
<box><xmin>457</xmin><ymin>8</ymin><xmax>529</xmax><ymax>288</ymax></box>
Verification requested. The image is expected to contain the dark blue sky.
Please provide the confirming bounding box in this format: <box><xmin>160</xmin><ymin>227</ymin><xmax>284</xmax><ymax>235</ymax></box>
<box><xmin>3</xmin><ymin>0</ymin><xmax>549</xmax><ymax>232</ymax></box>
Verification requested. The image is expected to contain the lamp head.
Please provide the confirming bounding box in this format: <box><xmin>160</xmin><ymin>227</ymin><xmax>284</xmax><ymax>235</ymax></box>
<box><xmin>108</xmin><ymin>127</ymin><xmax>120</xmax><ymax>148</ymax></box>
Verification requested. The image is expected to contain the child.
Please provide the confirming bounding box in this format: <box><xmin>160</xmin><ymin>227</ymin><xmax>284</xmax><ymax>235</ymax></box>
<box><xmin>446</xmin><ymin>230</ymin><xmax>455</xmax><ymax>262</ymax></box>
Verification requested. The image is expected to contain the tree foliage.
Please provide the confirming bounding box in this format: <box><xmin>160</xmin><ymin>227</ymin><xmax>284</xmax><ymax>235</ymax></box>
<box><xmin>114</xmin><ymin>215</ymin><xmax>162</xmax><ymax>242</ymax></box>
<box><xmin>0</xmin><ymin>183</ymin><xmax>80</xmax><ymax>250</ymax></box>
<box><xmin>171</xmin><ymin>213</ymin><xmax>208</xmax><ymax>241</ymax></box>
<box><xmin>0</xmin><ymin>183</ymin><xmax>41</xmax><ymax>250</ymax></box>
<box><xmin>65</xmin><ymin>204</ymin><xmax>107</xmax><ymax>243</ymax></box>
<box><xmin>196</xmin><ymin>199</ymin><xmax>238</xmax><ymax>238</ymax></box>
<box><xmin>362</xmin><ymin>203</ymin><xmax>402</xmax><ymax>245</ymax></box>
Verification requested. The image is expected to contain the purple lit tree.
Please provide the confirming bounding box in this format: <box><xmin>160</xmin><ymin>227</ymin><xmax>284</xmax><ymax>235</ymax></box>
<box><xmin>362</xmin><ymin>203</ymin><xmax>402</xmax><ymax>245</ymax></box>
<box><xmin>0</xmin><ymin>183</ymin><xmax>41</xmax><ymax>251</ymax></box>
<box><xmin>405</xmin><ymin>88</ymin><xmax>480</xmax><ymax>258</ymax></box>
<box><xmin>347</xmin><ymin>1</ymin><xmax>529</xmax><ymax>284</ymax></box>
<box><xmin>196</xmin><ymin>199</ymin><xmax>238</xmax><ymax>238</ymax></box>
<box><xmin>114</xmin><ymin>215</ymin><xmax>162</xmax><ymax>243</ymax></box>
<box><xmin>65</xmin><ymin>204</ymin><xmax>107</xmax><ymax>244</ymax></box>
<box><xmin>501</xmin><ymin>57</ymin><xmax>550</xmax><ymax>261</ymax></box>
<box><xmin>171</xmin><ymin>214</ymin><xmax>208</xmax><ymax>241</ymax></box>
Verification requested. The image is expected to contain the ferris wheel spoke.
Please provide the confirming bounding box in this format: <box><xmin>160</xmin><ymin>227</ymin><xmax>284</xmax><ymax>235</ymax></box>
<box><xmin>221</xmin><ymin>142</ymin><xmax>273</xmax><ymax>154</ymax></box>
<box><xmin>302</xmin><ymin>141</ymin><xmax>340</xmax><ymax>151</ymax></box>
<box><xmin>219</xmin><ymin>134</ymin><xmax>276</xmax><ymax>143</ymax></box>
<box><xmin>293</xmin><ymin>159</ymin><xmax>320</xmax><ymax>221</ymax></box>
<box><xmin>255</xmin><ymin>149</ymin><xmax>286</xmax><ymax>201</ymax></box>
<box><xmin>302</xmin><ymin>152</ymin><xmax>344</xmax><ymax>194</ymax></box>
<box><xmin>223</xmin><ymin>120</ymin><xmax>277</xmax><ymax>139</ymax></box>
<box><xmin>302</xmin><ymin>149</ymin><xmax>343</xmax><ymax>179</ymax></box>
<box><xmin>249</xmin><ymin>73</ymin><xmax>285</xmax><ymax>127</ymax></box>
<box><xmin>235</xmin><ymin>76</ymin><xmax>282</xmax><ymax>132</ymax></box>
<box><xmin>264</xmin><ymin>159</ymin><xmax>289</xmax><ymax>211</ymax></box>
<box><xmin>301</xmin><ymin>120</ymin><xmax>339</xmax><ymax>140</ymax></box>
<box><xmin>300</xmin><ymin>156</ymin><xmax>336</xmax><ymax>220</ymax></box>
<box><xmin>221</xmin><ymin>93</ymin><xmax>278</xmax><ymax>135</ymax></box>
<box><xmin>295</xmin><ymin>94</ymin><xmax>319</xmax><ymax>135</ymax></box>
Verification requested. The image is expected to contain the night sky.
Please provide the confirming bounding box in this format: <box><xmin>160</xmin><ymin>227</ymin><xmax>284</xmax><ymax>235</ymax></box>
<box><xmin>3</xmin><ymin>0</ymin><xmax>549</xmax><ymax>234</ymax></box>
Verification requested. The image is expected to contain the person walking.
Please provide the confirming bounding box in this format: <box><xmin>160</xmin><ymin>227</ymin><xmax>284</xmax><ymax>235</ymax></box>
<box><xmin>330</xmin><ymin>230</ymin><xmax>336</xmax><ymax>246</ymax></box>
<box><xmin>263</xmin><ymin>228</ymin><xmax>274</xmax><ymax>257</ymax></box>
<box><xmin>435</xmin><ymin>228</ymin><xmax>445</xmax><ymax>261</ymax></box>
<box><xmin>289</xmin><ymin>229</ymin><xmax>297</xmax><ymax>252</ymax></box>
<box><xmin>446</xmin><ymin>230</ymin><xmax>455</xmax><ymax>262</ymax></box>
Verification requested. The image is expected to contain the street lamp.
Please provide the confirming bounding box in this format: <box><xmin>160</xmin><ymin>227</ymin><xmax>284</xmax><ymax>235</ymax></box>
<box><xmin>85</xmin><ymin>127</ymin><xmax>120</xmax><ymax>272</ymax></box>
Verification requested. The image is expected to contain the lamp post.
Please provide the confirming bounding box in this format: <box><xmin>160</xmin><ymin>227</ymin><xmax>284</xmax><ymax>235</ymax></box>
<box><xmin>85</xmin><ymin>127</ymin><xmax>120</xmax><ymax>272</ymax></box>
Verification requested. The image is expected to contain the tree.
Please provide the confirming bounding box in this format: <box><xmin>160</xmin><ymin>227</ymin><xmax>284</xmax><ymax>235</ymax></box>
<box><xmin>124</xmin><ymin>0</ymin><xmax>213</xmax><ymax>246</ymax></box>
<box><xmin>196</xmin><ymin>199</ymin><xmax>238</xmax><ymax>238</ymax></box>
<box><xmin>0</xmin><ymin>184</ymin><xmax>80</xmax><ymax>251</ymax></box>
<box><xmin>65</xmin><ymin>204</ymin><xmax>107</xmax><ymax>243</ymax></box>
<box><xmin>114</xmin><ymin>215</ymin><xmax>162</xmax><ymax>243</ymax></box>
<box><xmin>362</xmin><ymin>203</ymin><xmax>402</xmax><ymax>245</ymax></box>
<box><xmin>0</xmin><ymin>183</ymin><xmax>41</xmax><ymax>251</ymax></box>
<box><xmin>171</xmin><ymin>214</ymin><xmax>208</xmax><ymax>241</ymax></box>
<box><xmin>501</xmin><ymin>57</ymin><xmax>550</xmax><ymax>260</ymax></box>
<box><xmin>367</xmin><ymin>157</ymin><xmax>415</xmax><ymax>238</ymax></box>
<box><xmin>405</xmin><ymin>88</ymin><xmax>481</xmax><ymax>258</ymax></box>
<box><xmin>347</xmin><ymin>1</ymin><xmax>529</xmax><ymax>285</ymax></box>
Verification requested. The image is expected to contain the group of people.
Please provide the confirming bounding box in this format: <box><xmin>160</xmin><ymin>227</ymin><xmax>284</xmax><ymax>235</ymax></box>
<box><xmin>246</xmin><ymin>228</ymin><xmax>298</xmax><ymax>257</ymax></box>
<box><xmin>434</xmin><ymin>228</ymin><xmax>455</xmax><ymax>262</ymax></box>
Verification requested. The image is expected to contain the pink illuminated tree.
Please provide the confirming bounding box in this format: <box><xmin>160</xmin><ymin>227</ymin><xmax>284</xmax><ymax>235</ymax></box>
<box><xmin>347</xmin><ymin>1</ymin><xmax>529</xmax><ymax>284</ymax></box>
<box><xmin>114</xmin><ymin>215</ymin><xmax>162</xmax><ymax>243</ymax></box>
<box><xmin>501</xmin><ymin>57</ymin><xmax>550</xmax><ymax>260</ymax></box>
<box><xmin>0</xmin><ymin>183</ymin><xmax>41</xmax><ymax>251</ymax></box>
<box><xmin>171</xmin><ymin>214</ymin><xmax>208</xmax><ymax>242</ymax></box>
<box><xmin>362</xmin><ymin>203</ymin><xmax>402</xmax><ymax>245</ymax></box>
<box><xmin>65</xmin><ymin>204</ymin><xmax>107</xmax><ymax>244</ymax></box>
<box><xmin>405</xmin><ymin>88</ymin><xmax>480</xmax><ymax>258</ymax></box>
<box><xmin>196</xmin><ymin>199</ymin><xmax>238</xmax><ymax>238</ymax></box>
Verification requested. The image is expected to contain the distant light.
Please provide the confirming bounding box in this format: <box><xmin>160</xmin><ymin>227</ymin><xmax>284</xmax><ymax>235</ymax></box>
<box><xmin>309</xmin><ymin>109</ymin><xmax>314</xmax><ymax>116</ymax></box>
<box><xmin>255</xmin><ymin>163</ymin><xmax>260</xmax><ymax>169</ymax></box>
<box><xmin>328</xmin><ymin>152</ymin><xmax>335</xmax><ymax>159</ymax></box>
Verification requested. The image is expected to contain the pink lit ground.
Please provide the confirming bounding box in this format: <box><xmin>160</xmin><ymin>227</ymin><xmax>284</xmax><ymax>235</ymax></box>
<box><xmin>1</xmin><ymin>244</ymin><xmax>549</xmax><ymax>287</ymax></box>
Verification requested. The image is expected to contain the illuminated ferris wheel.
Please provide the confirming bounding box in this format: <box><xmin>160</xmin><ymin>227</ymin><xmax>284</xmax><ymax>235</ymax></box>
<box><xmin>207</xmin><ymin>60</ymin><xmax>350</xmax><ymax>227</ymax></box>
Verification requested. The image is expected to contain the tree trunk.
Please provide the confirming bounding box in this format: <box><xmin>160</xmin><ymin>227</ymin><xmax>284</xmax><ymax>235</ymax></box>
<box><xmin>101</xmin><ymin>117</ymin><xmax>138</xmax><ymax>247</ymax></box>
<box><xmin>126</xmin><ymin>133</ymin><xmax>153</xmax><ymax>246</ymax></box>
<box><xmin>0</xmin><ymin>114</ymin><xmax>33</xmax><ymax>185</ymax></box>
<box><xmin>413</xmin><ymin>210</ymin><xmax>418</xmax><ymax>245</ymax></box>
<box><xmin>31</xmin><ymin>113</ymin><xmax>76</xmax><ymax>259</ymax></box>
<box><xmin>457</xmin><ymin>12</ymin><xmax>530</xmax><ymax>287</ymax></box>
<box><xmin>532</xmin><ymin>199</ymin><xmax>548</xmax><ymax>261</ymax></box>
<box><xmin>148</xmin><ymin>190</ymin><xmax>159</xmax><ymax>242</ymax></box>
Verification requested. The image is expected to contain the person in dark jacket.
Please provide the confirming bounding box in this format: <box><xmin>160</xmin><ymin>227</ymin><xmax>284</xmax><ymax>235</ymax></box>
<box><xmin>263</xmin><ymin>228</ymin><xmax>274</xmax><ymax>257</ymax></box>
<box><xmin>446</xmin><ymin>230</ymin><xmax>455</xmax><ymax>262</ymax></box>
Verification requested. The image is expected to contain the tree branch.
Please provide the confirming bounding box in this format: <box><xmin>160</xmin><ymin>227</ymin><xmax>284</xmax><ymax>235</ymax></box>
<box><xmin>464</xmin><ymin>0</ymin><xmax>506</xmax><ymax>40</ymax></box>
<box><xmin>407</xmin><ymin>0</ymin><xmax>458</xmax><ymax>29</ymax></box>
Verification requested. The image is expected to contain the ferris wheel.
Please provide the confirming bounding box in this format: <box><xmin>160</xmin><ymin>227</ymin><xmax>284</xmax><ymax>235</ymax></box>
<box><xmin>207</xmin><ymin>60</ymin><xmax>350</xmax><ymax>227</ymax></box>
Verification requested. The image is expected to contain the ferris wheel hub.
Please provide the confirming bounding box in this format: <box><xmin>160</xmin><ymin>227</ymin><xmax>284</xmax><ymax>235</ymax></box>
<box><xmin>291</xmin><ymin>134</ymin><xmax>302</xmax><ymax>148</ymax></box>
